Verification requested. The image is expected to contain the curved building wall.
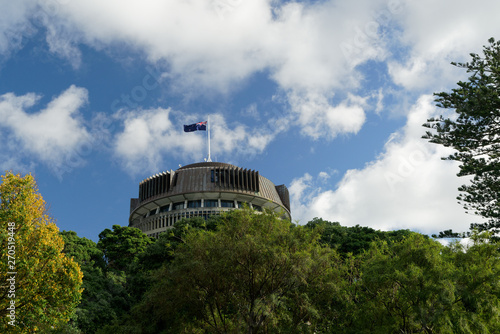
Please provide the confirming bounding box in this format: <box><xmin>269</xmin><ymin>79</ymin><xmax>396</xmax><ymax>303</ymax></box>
<box><xmin>129</xmin><ymin>162</ymin><xmax>291</xmax><ymax>238</ymax></box>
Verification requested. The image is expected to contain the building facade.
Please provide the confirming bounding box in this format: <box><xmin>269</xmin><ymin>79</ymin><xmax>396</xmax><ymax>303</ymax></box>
<box><xmin>129</xmin><ymin>162</ymin><xmax>291</xmax><ymax>238</ymax></box>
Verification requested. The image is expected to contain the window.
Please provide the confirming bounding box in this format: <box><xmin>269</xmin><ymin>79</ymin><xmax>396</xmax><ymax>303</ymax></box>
<box><xmin>253</xmin><ymin>205</ymin><xmax>262</xmax><ymax>212</ymax></box>
<box><xmin>149</xmin><ymin>209</ymin><xmax>157</xmax><ymax>216</ymax></box>
<box><xmin>188</xmin><ymin>200</ymin><xmax>201</xmax><ymax>208</ymax></box>
<box><xmin>160</xmin><ymin>205</ymin><xmax>170</xmax><ymax>213</ymax></box>
<box><xmin>221</xmin><ymin>200</ymin><xmax>234</xmax><ymax>208</ymax></box>
<box><xmin>204</xmin><ymin>199</ymin><xmax>219</xmax><ymax>207</ymax></box>
<box><xmin>173</xmin><ymin>202</ymin><xmax>185</xmax><ymax>210</ymax></box>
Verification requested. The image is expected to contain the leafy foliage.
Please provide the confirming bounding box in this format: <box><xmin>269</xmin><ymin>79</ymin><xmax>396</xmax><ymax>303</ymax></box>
<box><xmin>0</xmin><ymin>172</ymin><xmax>83</xmax><ymax>333</ymax></box>
<box><xmin>438</xmin><ymin>232</ymin><xmax>500</xmax><ymax>333</ymax></box>
<box><xmin>58</xmin><ymin>231</ymin><xmax>128</xmax><ymax>334</ymax></box>
<box><xmin>132</xmin><ymin>209</ymin><xmax>343</xmax><ymax>333</ymax></box>
<box><xmin>305</xmin><ymin>217</ymin><xmax>414</xmax><ymax>255</ymax></box>
<box><xmin>13</xmin><ymin>197</ymin><xmax>496</xmax><ymax>334</ymax></box>
<box><xmin>97</xmin><ymin>224</ymin><xmax>154</xmax><ymax>271</ymax></box>
<box><xmin>423</xmin><ymin>37</ymin><xmax>500</xmax><ymax>232</ymax></box>
<box><xmin>334</xmin><ymin>232</ymin><xmax>500</xmax><ymax>334</ymax></box>
<box><xmin>46</xmin><ymin>212</ymin><xmax>500</xmax><ymax>334</ymax></box>
<box><xmin>431</xmin><ymin>229</ymin><xmax>471</xmax><ymax>239</ymax></box>
<box><xmin>353</xmin><ymin>234</ymin><xmax>456</xmax><ymax>333</ymax></box>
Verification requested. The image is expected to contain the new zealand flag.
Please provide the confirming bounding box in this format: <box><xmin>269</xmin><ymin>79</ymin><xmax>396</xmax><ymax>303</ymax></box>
<box><xmin>184</xmin><ymin>121</ymin><xmax>207</xmax><ymax>132</ymax></box>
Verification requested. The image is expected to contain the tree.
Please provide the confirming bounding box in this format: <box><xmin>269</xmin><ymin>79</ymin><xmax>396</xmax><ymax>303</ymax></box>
<box><xmin>423</xmin><ymin>37</ymin><xmax>500</xmax><ymax>232</ymax></box>
<box><xmin>133</xmin><ymin>209</ymin><xmax>344</xmax><ymax>333</ymax></box>
<box><xmin>336</xmin><ymin>232</ymin><xmax>500</xmax><ymax>334</ymax></box>
<box><xmin>59</xmin><ymin>231</ymin><xmax>124</xmax><ymax>334</ymax></box>
<box><xmin>443</xmin><ymin>232</ymin><xmax>500</xmax><ymax>333</ymax></box>
<box><xmin>96</xmin><ymin>216</ymin><xmax>221</xmax><ymax>334</ymax></box>
<box><xmin>305</xmin><ymin>217</ymin><xmax>414</xmax><ymax>255</ymax></box>
<box><xmin>134</xmin><ymin>215</ymin><xmax>221</xmax><ymax>273</ymax></box>
<box><xmin>353</xmin><ymin>234</ymin><xmax>457</xmax><ymax>333</ymax></box>
<box><xmin>0</xmin><ymin>172</ymin><xmax>83</xmax><ymax>332</ymax></box>
<box><xmin>97</xmin><ymin>225</ymin><xmax>154</xmax><ymax>272</ymax></box>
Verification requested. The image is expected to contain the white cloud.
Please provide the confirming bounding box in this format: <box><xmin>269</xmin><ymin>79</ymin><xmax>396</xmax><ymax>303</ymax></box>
<box><xmin>0</xmin><ymin>0</ymin><xmax>398</xmax><ymax>140</ymax></box>
<box><xmin>318</xmin><ymin>171</ymin><xmax>330</xmax><ymax>182</ymax></box>
<box><xmin>44</xmin><ymin>18</ymin><xmax>83</xmax><ymax>69</ymax></box>
<box><xmin>1</xmin><ymin>1</ymin><xmax>499</xmax><ymax>140</ymax></box>
<box><xmin>241</xmin><ymin>103</ymin><xmax>260</xmax><ymax>121</ymax></box>
<box><xmin>288</xmin><ymin>91</ymin><xmax>366</xmax><ymax>139</ymax></box>
<box><xmin>0</xmin><ymin>0</ymin><xmax>37</xmax><ymax>57</ymax></box>
<box><xmin>113</xmin><ymin>109</ymin><xmax>280</xmax><ymax>175</ymax></box>
<box><xmin>290</xmin><ymin>95</ymin><xmax>482</xmax><ymax>234</ymax></box>
<box><xmin>387</xmin><ymin>0</ymin><xmax>500</xmax><ymax>91</ymax></box>
<box><xmin>2</xmin><ymin>1</ymin><xmax>499</xmax><ymax>185</ymax></box>
<box><xmin>289</xmin><ymin>172</ymin><xmax>314</xmax><ymax>208</ymax></box>
<box><xmin>113</xmin><ymin>108</ymin><xmax>193</xmax><ymax>174</ymax></box>
<box><xmin>268</xmin><ymin>0</ymin><xmax>388</xmax><ymax>92</ymax></box>
<box><xmin>0</xmin><ymin>85</ymin><xmax>91</xmax><ymax>174</ymax></box>
<box><xmin>210</xmin><ymin>113</ymin><xmax>280</xmax><ymax>156</ymax></box>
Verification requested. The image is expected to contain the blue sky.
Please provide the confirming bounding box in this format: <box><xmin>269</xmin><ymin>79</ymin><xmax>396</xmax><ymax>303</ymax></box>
<box><xmin>1</xmin><ymin>0</ymin><xmax>498</xmax><ymax>241</ymax></box>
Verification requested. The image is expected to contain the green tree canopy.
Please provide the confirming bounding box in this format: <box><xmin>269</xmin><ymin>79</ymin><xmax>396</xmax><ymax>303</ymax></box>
<box><xmin>353</xmin><ymin>234</ymin><xmax>456</xmax><ymax>333</ymax></box>
<box><xmin>336</xmin><ymin>232</ymin><xmax>500</xmax><ymax>334</ymax></box>
<box><xmin>423</xmin><ymin>37</ymin><xmax>500</xmax><ymax>232</ymax></box>
<box><xmin>443</xmin><ymin>232</ymin><xmax>500</xmax><ymax>333</ymax></box>
<box><xmin>61</xmin><ymin>231</ymin><xmax>106</xmax><ymax>272</ymax></box>
<box><xmin>305</xmin><ymin>217</ymin><xmax>414</xmax><ymax>255</ymax></box>
<box><xmin>135</xmin><ymin>215</ymin><xmax>220</xmax><ymax>272</ymax></box>
<box><xmin>0</xmin><ymin>172</ymin><xmax>83</xmax><ymax>333</ymax></box>
<box><xmin>132</xmin><ymin>209</ymin><xmax>343</xmax><ymax>334</ymax></box>
<box><xmin>97</xmin><ymin>224</ymin><xmax>154</xmax><ymax>271</ymax></box>
<box><xmin>59</xmin><ymin>231</ymin><xmax>128</xmax><ymax>334</ymax></box>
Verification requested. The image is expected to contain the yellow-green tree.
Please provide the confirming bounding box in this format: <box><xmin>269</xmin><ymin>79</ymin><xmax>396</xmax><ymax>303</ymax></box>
<box><xmin>0</xmin><ymin>172</ymin><xmax>83</xmax><ymax>333</ymax></box>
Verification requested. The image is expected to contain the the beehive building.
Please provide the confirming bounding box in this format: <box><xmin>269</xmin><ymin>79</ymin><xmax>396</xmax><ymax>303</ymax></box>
<box><xmin>129</xmin><ymin>162</ymin><xmax>291</xmax><ymax>238</ymax></box>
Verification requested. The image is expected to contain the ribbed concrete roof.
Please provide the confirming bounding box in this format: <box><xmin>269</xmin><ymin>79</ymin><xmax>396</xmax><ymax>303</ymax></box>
<box><xmin>130</xmin><ymin>161</ymin><xmax>291</xmax><ymax>224</ymax></box>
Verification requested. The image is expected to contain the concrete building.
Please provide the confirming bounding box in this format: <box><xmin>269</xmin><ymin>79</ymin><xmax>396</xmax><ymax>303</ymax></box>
<box><xmin>129</xmin><ymin>162</ymin><xmax>291</xmax><ymax>238</ymax></box>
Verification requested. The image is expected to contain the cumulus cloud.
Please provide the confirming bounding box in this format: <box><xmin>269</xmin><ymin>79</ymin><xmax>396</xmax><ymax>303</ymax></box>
<box><xmin>113</xmin><ymin>108</ymin><xmax>189</xmax><ymax>174</ymax></box>
<box><xmin>0</xmin><ymin>0</ymin><xmax>401</xmax><ymax>140</ymax></box>
<box><xmin>1</xmin><ymin>1</ymin><xmax>499</xmax><ymax>134</ymax></box>
<box><xmin>44</xmin><ymin>18</ymin><xmax>83</xmax><ymax>69</ymax></box>
<box><xmin>2</xmin><ymin>1</ymin><xmax>499</xmax><ymax>182</ymax></box>
<box><xmin>387</xmin><ymin>0</ymin><xmax>500</xmax><ymax>91</ymax></box>
<box><xmin>0</xmin><ymin>1</ymin><xmax>34</xmax><ymax>53</ymax></box>
<box><xmin>287</xmin><ymin>91</ymin><xmax>366</xmax><ymax>139</ymax></box>
<box><xmin>0</xmin><ymin>85</ymin><xmax>91</xmax><ymax>174</ymax></box>
<box><xmin>113</xmin><ymin>109</ymin><xmax>280</xmax><ymax>175</ymax></box>
<box><xmin>290</xmin><ymin>95</ymin><xmax>482</xmax><ymax>234</ymax></box>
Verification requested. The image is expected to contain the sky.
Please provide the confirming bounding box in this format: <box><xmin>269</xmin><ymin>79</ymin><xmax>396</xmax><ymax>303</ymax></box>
<box><xmin>0</xmin><ymin>0</ymin><xmax>498</xmax><ymax>242</ymax></box>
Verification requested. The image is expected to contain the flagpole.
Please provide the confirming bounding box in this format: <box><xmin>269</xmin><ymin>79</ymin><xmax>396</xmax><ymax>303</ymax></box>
<box><xmin>207</xmin><ymin>114</ymin><xmax>212</xmax><ymax>162</ymax></box>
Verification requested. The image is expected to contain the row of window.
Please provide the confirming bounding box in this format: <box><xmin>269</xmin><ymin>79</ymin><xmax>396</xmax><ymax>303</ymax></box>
<box><xmin>142</xmin><ymin>203</ymin><xmax>266</xmax><ymax>238</ymax></box>
<box><xmin>146</xmin><ymin>200</ymin><xmax>262</xmax><ymax>217</ymax></box>
<box><xmin>143</xmin><ymin>210</ymin><xmax>225</xmax><ymax>237</ymax></box>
